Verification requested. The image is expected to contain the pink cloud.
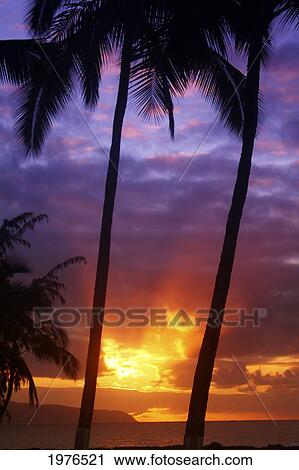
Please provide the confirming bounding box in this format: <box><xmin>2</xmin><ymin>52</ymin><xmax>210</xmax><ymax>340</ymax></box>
<box><xmin>275</xmin><ymin>69</ymin><xmax>299</xmax><ymax>83</ymax></box>
<box><xmin>123</xmin><ymin>125</ymin><xmax>146</xmax><ymax>139</ymax></box>
<box><xmin>256</xmin><ymin>139</ymin><xmax>288</xmax><ymax>157</ymax></box>
<box><xmin>61</xmin><ymin>137</ymin><xmax>88</xmax><ymax>147</ymax></box>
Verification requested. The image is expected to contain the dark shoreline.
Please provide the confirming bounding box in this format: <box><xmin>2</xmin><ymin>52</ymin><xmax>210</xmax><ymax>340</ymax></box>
<box><xmin>5</xmin><ymin>442</ymin><xmax>299</xmax><ymax>450</ymax></box>
<box><xmin>97</xmin><ymin>443</ymin><xmax>299</xmax><ymax>450</ymax></box>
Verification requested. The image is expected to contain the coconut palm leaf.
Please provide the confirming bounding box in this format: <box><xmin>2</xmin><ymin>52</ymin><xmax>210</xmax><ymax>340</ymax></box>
<box><xmin>278</xmin><ymin>0</ymin><xmax>299</xmax><ymax>25</ymax></box>
<box><xmin>0</xmin><ymin>213</ymin><xmax>48</xmax><ymax>256</ymax></box>
<box><xmin>29</xmin><ymin>341</ymin><xmax>79</xmax><ymax>380</ymax></box>
<box><xmin>193</xmin><ymin>52</ymin><xmax>246</xmax><ymax>136</ymax></box>
<box><xmin>26</xmin><ymin>0</ymin><xmax>81</xmax><ymax>35</ymax></box>
<box><xmin>0</xmin><ymin>257</ymin><xmax>31</xmax><ymax>279</ymax></box>
<box><xmin>44</xmin><ymin>257</ymin><xmax>87</xmax><ymax>279</ymax></box>
<box><xmin>130</xmin><ymin>59</ymin><xmax>176</xmax><ymax>137</ymax></box>
<box><xmin>15</xmin><ymin>357</ymin><xmax>39</xmax><ymax>406</ymax></box>
<box><xmin>13</xmin><ymin>41</ymin><xmax>78</xmax><ymax>155</ymax></box>
<box><xmin>31</xmin><ymin>256</ymin><xmax>86</xmax><ymax>304</ymax></box>
<box><xmin>0</xmin><ymin>40</ymin><xmax>43</xmax><ymax>85</ymax></box>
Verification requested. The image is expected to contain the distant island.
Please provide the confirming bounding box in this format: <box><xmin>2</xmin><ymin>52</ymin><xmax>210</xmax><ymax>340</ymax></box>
<box><xmin>4</xmin><ymin>402</ymin><xmax>136</xmax><ymax>425</ymax></box>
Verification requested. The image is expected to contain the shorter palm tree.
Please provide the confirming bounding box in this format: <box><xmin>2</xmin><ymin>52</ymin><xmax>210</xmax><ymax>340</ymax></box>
<box><xmin>184</xmin><ymin>0</ymin><xmax>299</xmax><ymax>449</ymax></box>
<box><xmin>0</xmin><ymin>212</ymin><xmax>85</xmax><ymax>420</ymax></box>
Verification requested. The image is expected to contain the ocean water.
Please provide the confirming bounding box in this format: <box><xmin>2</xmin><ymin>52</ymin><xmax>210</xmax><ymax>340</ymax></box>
<box><xmin>0</xmin><ymin>421</ymin><xmax>299</xmax><ymax>449</ymax></box>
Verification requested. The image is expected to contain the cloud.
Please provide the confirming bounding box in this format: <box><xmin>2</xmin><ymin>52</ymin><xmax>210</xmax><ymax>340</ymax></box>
<box><xmin>252</xmin><ymin>367</ymin><xmax>299</xmax><ymax>389</ymax></box>
<box><xmin>1</xmin><ymin>135</ymin><xmax>299</xmax><ymax>362</ymax></box>
<box><xmin>213</xmin><ymin>361</ymin><xmax>248</xmax><ymax>389</ymax></box>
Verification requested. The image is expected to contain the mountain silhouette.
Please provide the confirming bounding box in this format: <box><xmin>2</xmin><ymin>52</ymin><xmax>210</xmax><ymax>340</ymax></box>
<box><xmin>5</xmin><ymin>402</ymin><xmax>136</xmax><ymax>424</ymax></box>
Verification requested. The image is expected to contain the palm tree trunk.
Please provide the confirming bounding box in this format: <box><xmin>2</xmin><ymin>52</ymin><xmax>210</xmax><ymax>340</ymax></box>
<box><xmin>183</xmin><ymin>40</ymin><xmax>262</xmax><ymax>450</ymax></box>
<box><xmin>74</xmin><ymin>33</ymin><xmax>132</xmax><ymax>450</ymax></box>
<box><xmin>0</xmin><ymin>368</ymin><xmax>14</xmax><ymax>420</ymax></box>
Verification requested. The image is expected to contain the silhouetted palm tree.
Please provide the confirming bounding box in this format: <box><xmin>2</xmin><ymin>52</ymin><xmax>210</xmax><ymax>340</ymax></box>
<box><xmin>0</xmin><ymin>213</ymin><xmax>85</xmax><ymax>419</ymax></box>
<box><xmin>184</xmin><ymin>0</ymin><xmax>299</xmax><ymax>449</ymax></box>
<box><xmin>16</xmin><ymin>1</ymin><xmax>246</xmax><ymax>448</ymax></box>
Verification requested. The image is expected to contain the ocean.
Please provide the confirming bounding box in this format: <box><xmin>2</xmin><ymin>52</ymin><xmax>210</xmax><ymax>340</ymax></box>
<box><xmin>0</xmin><ymin>420</ymin><xmax>299</xmax><ymax>449</ymax></box>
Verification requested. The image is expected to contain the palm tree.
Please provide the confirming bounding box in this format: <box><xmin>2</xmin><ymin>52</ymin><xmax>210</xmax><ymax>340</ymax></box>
<box><xmin>0</xmin><ymin>212</ymin><xmax>85</xmax><ymax>419</ymax></box>
<box><xmin>23</xmin><ymin>0</ymin><xmax>181</xmax><ymax>449</ymax></box>
<box><xmin>15</xmin><ymin>0</ymin><xmax>246</xmax><ymax>449</ymax></box>
<box><xmin>184</xmin><ymin>0</ymin><xmax>299</xmax><ymax>449</ymax></box>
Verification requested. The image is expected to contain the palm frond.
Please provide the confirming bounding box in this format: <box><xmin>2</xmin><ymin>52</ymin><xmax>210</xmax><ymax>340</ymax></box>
<box><xmin>14</xmin><ymin>213</ymin><xmax>49</xmax><ymax>237</ymax></box>
<box><xmin>278</xmin><ymin>0</ymin><xmax>299</xmax><ymax>27</ymax></box>
<box><xmin>44</xmin><ymin>256</ymin><xmax>87</xmax><ymax>279</ymax></box>
<box><xmin>26</xmin><ymin>0</ymin><xmax>81</xmax><ymax>35</ymax></box>
<box><xmin>75</xmin><ymin>26</ymin><xmax>112</xmax><ymax>108</ymax></box>
<box><xmin>193</xmin><ymin>51</ymin><xmax>247</xmax><ymax>137</ymax></box>
<box><xmin>16</xmin><ymin>357</ymin><xmax>38</xmax><ymax>406</ymax></box>
<box><xmin>27</xmin><ymin>323</ymin><xmax>69</xmax><ymax>350</ymax></box>
<box><xmin>0</xmin><ymin>213</ymin><xmax>48</xmax><ymax>256</ymax></box>
<box><xmin>30</xmin><ymin>340</ymin><xmax>79</xmax><ymax>380</ymax></box>
<box><xmin>13</xmin><ymin>42</ymin><xmax>76</xmax><ymax>155</ymax></box>
<box><xmin>0</xmin><ymin>257</ymin><xmax>31</xmax><ymax>278</ymax></box>
<box><xmin>130</xmin><ymin>36</ymin><xmax>186</xmax><ymax>138</ymax></box>
<box><xmin>31</xmin><ymin>256</ymin><xmax>86</xmax><ymax>304</ymax></box>
<box><xmin>62</xmin><ymin>351</ymin><xmax>80</xmax><ymax>380</ymax></box>
<box><xmin>0</xmin><ymin>40</ymin><xmax>42</xmax><ymax>85</ymax></box>
<box><xmin>130</xmin><ymin>60</ymin><xmax>174</xmax><ymax>135</ymax></box>
<box><xmin>226</xmin><ymin>0</ymin><xmax>274</xmax><ymax>66</ymax></box>
<box><xmin>47</xmin><ymin>1</ymin><xmax>113</xmax><ymax>108</ymax></box>
<box><xmin>3</xmin><ymin>212</ymin><xmax>37</xmax><ymax>228</ymax></box>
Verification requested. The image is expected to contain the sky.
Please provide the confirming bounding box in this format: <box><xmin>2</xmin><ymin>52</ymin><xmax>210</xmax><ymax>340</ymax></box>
<box><xmin>1</xmin><ymin>1</ymin><xmax>299</xmax><ymax>423</ymax></box>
